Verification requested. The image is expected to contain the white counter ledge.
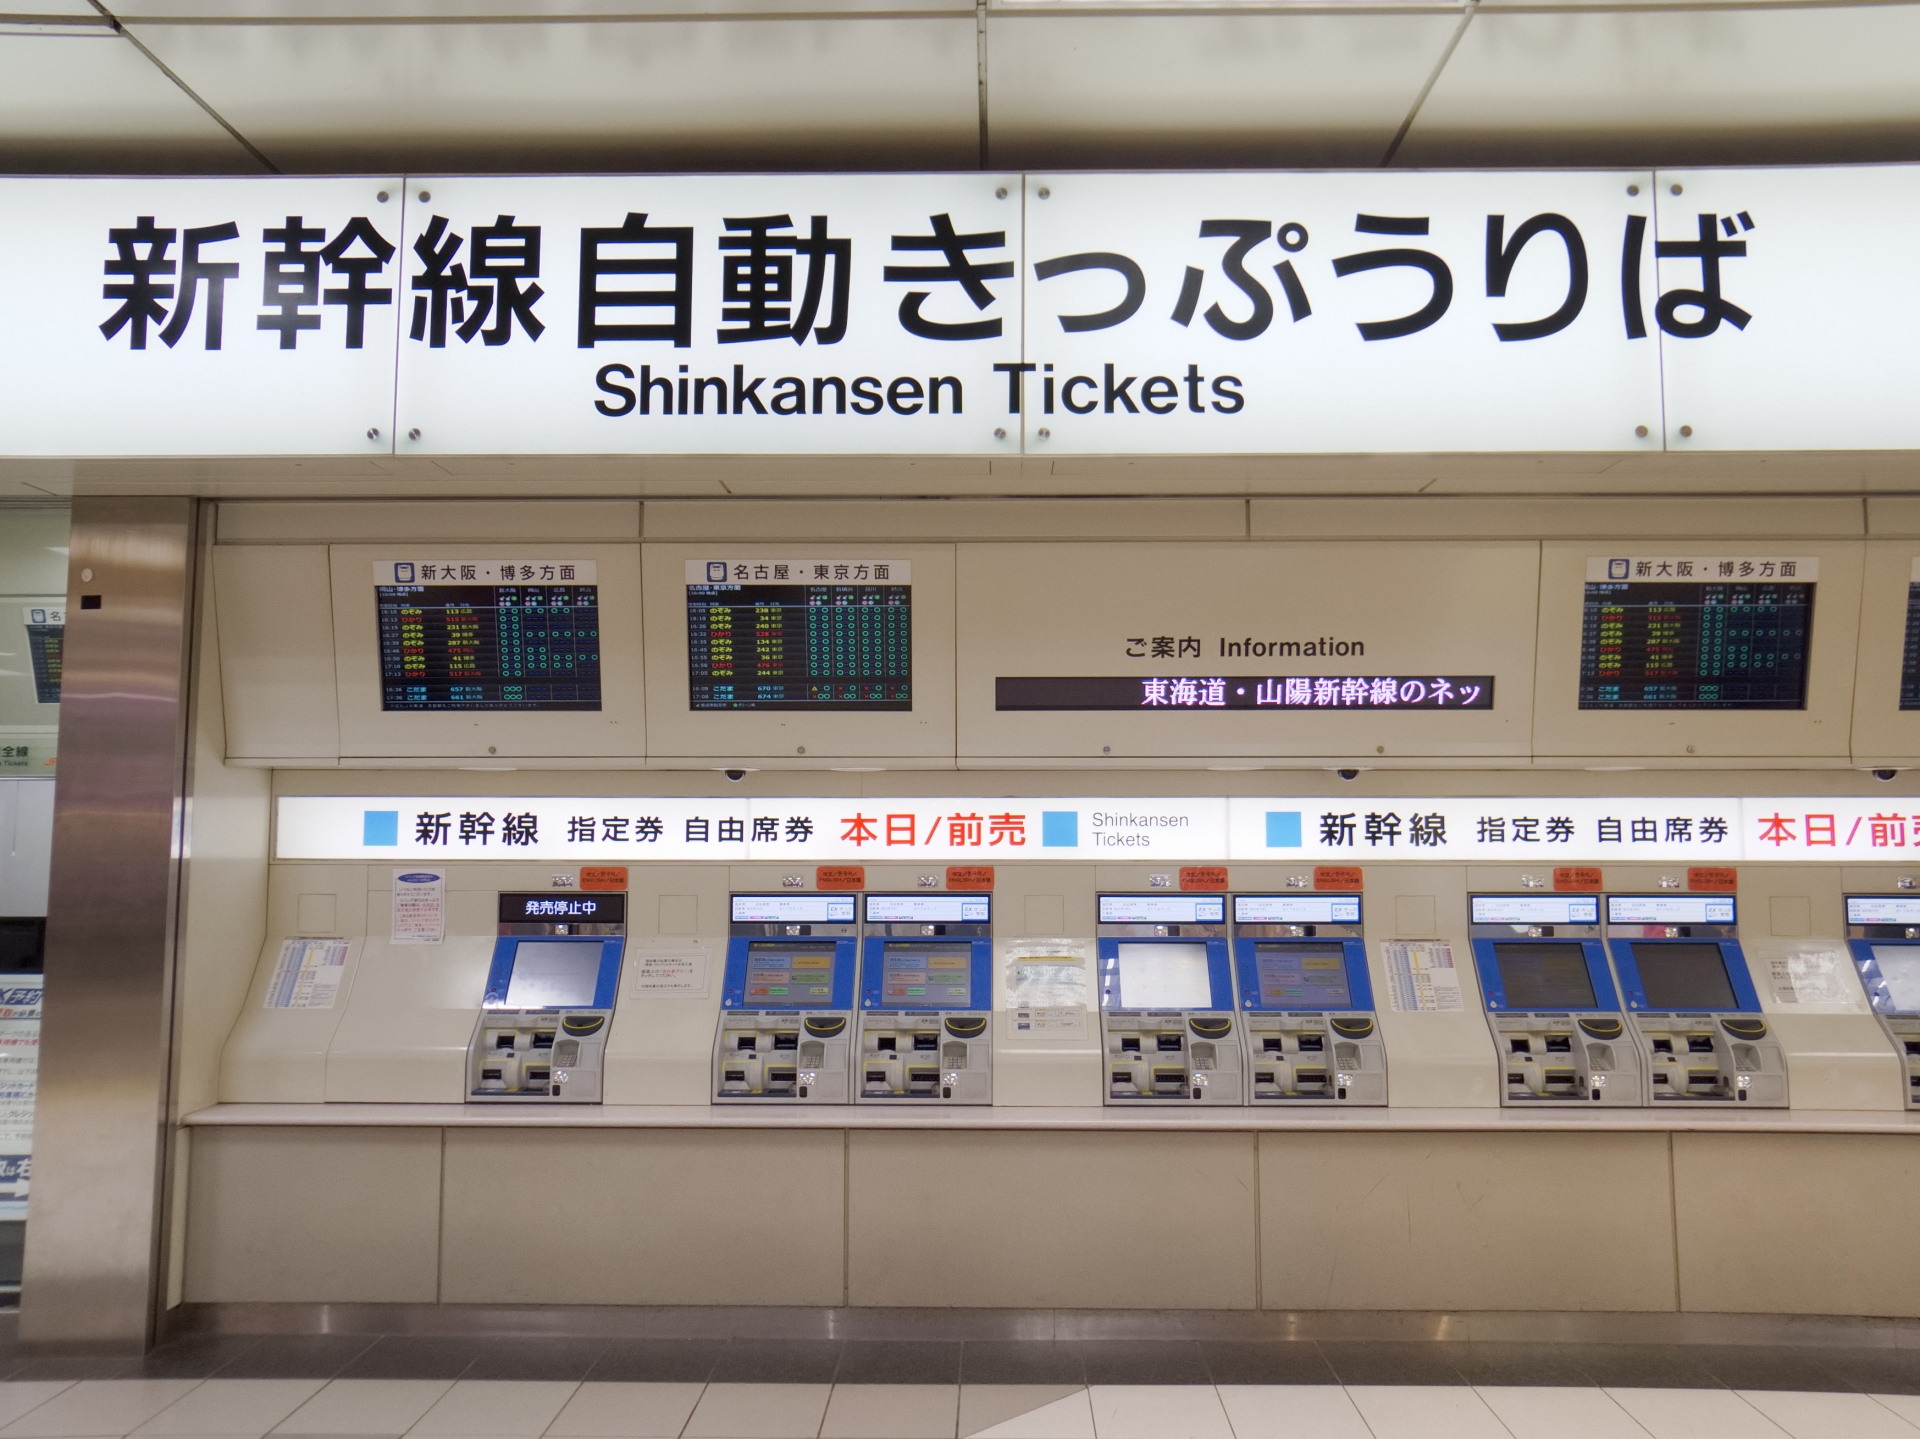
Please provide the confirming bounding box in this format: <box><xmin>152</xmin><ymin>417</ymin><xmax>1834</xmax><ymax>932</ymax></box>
<box><xmin>180</xmin><ymin>1102</ymin><xmax>1920</xmax><ymax>1135</ymax></box>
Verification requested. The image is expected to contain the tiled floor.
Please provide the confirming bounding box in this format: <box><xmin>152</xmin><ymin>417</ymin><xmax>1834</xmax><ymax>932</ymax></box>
<box><xmin>0</xmin><ymin>1373</ymin><xmax>1911</xmax><ymax>1439</ymax></box>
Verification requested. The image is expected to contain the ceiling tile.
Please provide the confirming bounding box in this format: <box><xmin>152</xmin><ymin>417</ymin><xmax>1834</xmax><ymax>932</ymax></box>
<box><xmin>984</xmin><ymin>11</ymin><xmax>1461</xmax><ymax>169</ymax></box>
<box><xmin>126</xmin><ymin>17</ymin><xmax>980</xmax><ymax>170</ymax></box>
<box><xmin>1399</xmin><ymin>4</ymin><xmax>1920</xmax><ymax>166</ymax></box>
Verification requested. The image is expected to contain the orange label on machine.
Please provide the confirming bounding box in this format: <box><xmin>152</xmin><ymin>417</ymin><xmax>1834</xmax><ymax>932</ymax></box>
<box><xmin>1314</xmin><ymin>866</ymin><xmax>1363</xmax><ymax>891</ymax></box>
<box><xmin>947</xmin><ymin>866</ymin><xmax>994</xmax><ymax>890</ymax></box>
<box><xmin>580</xmin><ymin>866</ymin><xmax>628</xmax><ymax>891</ymax></box>
<box><xmin>1180</xmin><ymin>866</ymin><xmax>1229</xmax><ymax>891</ymax></box>
<box><xmin>1554</xmin><ymin>867</ymin><xmax>1602</xmax><ymax>892</ymax></box>
<box><xmin>1689</xmin><ymin>867</ymin><xmax>1738</xmax><ymax>892</ymax></box>
<box><xmin>817</xmin><ymin>865</ymin><xmax>865</xmax><ymax>890</ymax></box>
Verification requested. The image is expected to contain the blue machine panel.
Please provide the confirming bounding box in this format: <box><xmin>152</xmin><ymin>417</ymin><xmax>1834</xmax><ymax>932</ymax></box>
<box><xmin>722</xmin><ymin>937</ymin><xmax>858</xmax><ymax>1010</ymax></box>
<box><xmin>1471</xmin><ymin>938</ymin><xmax>1621</xmax><ymax>1013</ymax></box>
<box><xmin>1609</xmin><ymin>938</ymin><xmax>1762</xmax><ymax>1013</ymax></box>
<box><xmin>1098</xmin><ymin>937</ymin><xmax>1234</xmax><ymax>1011</ymax></box>
<box><xmin>1234</xmin><ymin>938</ymin><xmax>1373</xmax><ymax>1012</ymax></box>
<box><xmin>1849</xmin><ymin>939</ymin><xmax>1920</xmax><ymax>1015</ymax></box>
<box><xmin>482</xmin><ymin>936</ymin><xmax>623</xmax><ymax>1010</ymax></box>
<box><xmin>861</xmin><ymin>938</ymin><xmax>992</xmax><ymax>1011</ymax></box>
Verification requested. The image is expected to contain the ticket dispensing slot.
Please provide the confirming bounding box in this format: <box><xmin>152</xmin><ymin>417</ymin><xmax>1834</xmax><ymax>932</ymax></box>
<box><xmin>1097</xmin><ymin>893</ymin><xmax>1241</xmax><ymax>1105</ymax></box>
<box><xmin>468</xmin><ymin>893</ymin><xmax>625</xmax><ymax>1103</ymax></box>
<box><xmin>1607</xmin><ymin>894</ymin><xmax>1786</xmax><ymax>1106</ymax></box>
<box><xmin>715</xmin><ymin>893</ymin><xmax>857</xmax><ymax>1103</ymax></box>
<box><xmin>1468</xmin><ymin>894</ymin><xmax>1641</xmax><ymax>1107</ymax></box>
<box><xmin>1231</xmin><ymin>893</ymin><xmax>1383</xmax><ymax>1105</ymax></box>
<box><xmin>1845</xmin><ymin>894</ymin><xmax>1920</xmax><ymax>1108</ymax></box>
<box><xmin>857</xmin><ymin>892</ymin><xmax>993</xmax><ymax>1104</ymax></box>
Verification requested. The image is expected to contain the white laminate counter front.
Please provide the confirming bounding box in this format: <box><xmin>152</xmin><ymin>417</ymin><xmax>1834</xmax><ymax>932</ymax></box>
<box><xmin>180</xmin><ymin>1102</ymin><xmax>1920</xmax><ymax>1135</ymax></box>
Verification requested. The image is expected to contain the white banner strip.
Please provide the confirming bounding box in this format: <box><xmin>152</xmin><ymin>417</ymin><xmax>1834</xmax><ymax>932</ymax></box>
<box><xmin>279</xmin><ymin>795</ymin><xmax>1920</xmax><ymax>864</ymax></box>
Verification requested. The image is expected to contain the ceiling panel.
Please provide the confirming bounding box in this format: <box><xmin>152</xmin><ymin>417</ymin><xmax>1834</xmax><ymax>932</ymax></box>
<box><xmin>106</xmin><ymin>0</ymin><xmax>964</xmax><ymax>16</ymax></box>
<box><xmin>983</xmin><ymin>11</ymin><xmax>1459</xmax><ymax>169</ymax></box>
<box><xmin>1399</xmin><ymin>4</ymin><xmax>1920</xmax><ymax>166</ymax></box>
<box><xmin>127</xmin><ymin>16</ymin><xmax>980</xmax><ymax>171</ymax></box>
<box><xmin>0</xmin><ymin>31</ymin><xmax>260</xmax><ymax>171</ymax></box>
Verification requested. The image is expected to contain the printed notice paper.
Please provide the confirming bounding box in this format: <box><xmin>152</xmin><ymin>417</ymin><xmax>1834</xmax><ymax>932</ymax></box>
<box><xmin>265</xmin><ymin>938</ymin><xmax>351</xmax><ymax>1010</ymax></box>
<box><xmin>1383</xmin><ymin>940</ymin><xmax>1465</xmax><ymax>1013</ymax></box>
<box><xmin>391</xmin><ymin>869</ymin><xmax>445</xmax><ymax>943</ymax></box>
<box><xmin>1765</xmin><ymin>948</ymin><xmax>1858</xmax><ymax>1008</ymax></box>
<box><xmin>630</xmin><ymin>942</ymin><xmax>711</xmax><ymax>997</ymax></box>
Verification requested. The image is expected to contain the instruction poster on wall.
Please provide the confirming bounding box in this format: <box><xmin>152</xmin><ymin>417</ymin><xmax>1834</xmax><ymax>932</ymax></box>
<box><xmin>0</xmin><ymin>976</ymin><xmax>42</xmax><ymax>1218</ymax></box>
<box><xmin>264</xmin><ymin>938</ymin><xmax>351</xmax><ymax>1009</ymax></box>
<box><xmin>629</xmin><ymin>941</ymin><xmax>711</xmax><ymax>997</ymax></box>
<box><xmin>1382</xmin><ymin>940</ymin><xmax>1466</xmax><ymax>1013</ymax></box>
<box><xmin>391</xmin><ymin>869</ymin><xmax>445</xmax><ymax>944</ymax></box>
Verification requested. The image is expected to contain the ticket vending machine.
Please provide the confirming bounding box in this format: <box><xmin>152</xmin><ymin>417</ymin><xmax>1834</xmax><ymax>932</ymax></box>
<box><xmin>1231</xmin><ymin>893</ymin><xmax>1384</xmax><ymax>1104</ymax></box>
<box><xmin>1606</xmin><ymin>893</ymin><xmax>1788</xmax><ymax>1106</ymax></box>
<box><xmin>856</xmin><ymin>892</ymin><xmax>993</xmax><ymax>1104</ymax></box>
<box><xmin>714</xmin><ymin>893</ymin><xmax>858</xmax><ymax>1103</ymax></box>
<box><xmin>1097</xmin><ymin>893</ymin><xmax>1241</xmax><ymax>1105</ymax></box>
<box><xmin>1467</xmin><ymin>893</ymin><xmax>1641</xmax><ymax>1107</ymax></box>
<box><xmin>1844</xmin><ymin>894</ymin><xmax>1920</xmax><ymax>1108</ymax></box>
<box><xmin>467</xmin><ymin>892</ymin><xmax>626</xmax><ymax>1103</ymax></box>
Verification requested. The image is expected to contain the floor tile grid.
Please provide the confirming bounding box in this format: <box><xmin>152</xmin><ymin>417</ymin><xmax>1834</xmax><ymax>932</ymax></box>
<box><xmin>2</xmin><ymin>1379</ymin><xmax>1920</xmax><ymax>1439</ymax></box>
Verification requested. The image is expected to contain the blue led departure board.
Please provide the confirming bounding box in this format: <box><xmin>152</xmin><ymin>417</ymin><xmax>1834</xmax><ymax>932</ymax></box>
<box><xmin>687</xmin><ymin>579</ymin><xmax>911</xmax><ymax>710</ymax></box>
<box><xmin>1579</xmin><ymin>581</ymin><xmax>1812</xmax><ymax>710</ymax></box>
<box><xmin>376</xmin><ymin>565</ymin><xmax>601</xmax><ymax>712</ymax></box>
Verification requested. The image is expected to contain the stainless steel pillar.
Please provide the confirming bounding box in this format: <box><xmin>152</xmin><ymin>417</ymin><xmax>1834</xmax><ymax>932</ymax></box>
<box><xmin>20</xmin><ymin>498</ymin><xmax>199</xmax><ymax>1351</ymax></box>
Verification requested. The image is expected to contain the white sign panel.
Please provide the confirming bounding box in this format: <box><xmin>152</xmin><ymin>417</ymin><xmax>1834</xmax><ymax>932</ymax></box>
<box><xmin>393</xmin><ymin>174</ymin><xmax>1021</xmax><ymax>456</ymax></box>
<box><xmin>1584</xmin><ymin>557</ymin><xmax>1818</xmax><ymax>583</ymax></box>
<box><xmin>1022</xmin><ymin>170</ymin><xmax>1663</xmax><ymax>455</ymax></box>
<box><xmin>1657</xmin><ymin>166</ymin><xmax>1920</xmax><ymax>451</ymax></box>
<box><xmin>0</xmin><ymin>177</ymin><xmax>401</xmax><ymax>457</ymax></box>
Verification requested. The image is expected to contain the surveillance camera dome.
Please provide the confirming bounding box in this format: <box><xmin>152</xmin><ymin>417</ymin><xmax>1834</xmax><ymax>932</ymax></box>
<box><xmin>724</xmin><ymin>768</ymin><xmax>745</xmax><ymax>782</ymax></box>
<box><xmin>1337</xmin><ymin>768</ymin><xmax>1359</xmax><ymax>781</ymax></box>
<box><xmin>1875</xmin><ymin>768</ymin><xmax>1899</xmax><ymax>781</ymax></box>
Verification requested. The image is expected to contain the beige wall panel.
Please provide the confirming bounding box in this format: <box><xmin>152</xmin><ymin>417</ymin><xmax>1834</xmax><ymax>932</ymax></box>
<box><xmin>1533</xmin><ymin>540</ymin><xmax>1863</xmax><ymax>758</ymax></box>
<box><xmin>848</xmin><ymin>1130</ymin><xmax>1256</xmax><ymax>1308</ymax></box>
<box><xmin>1868</xmin><ymin>499</ymin><xmax>1920</xmax><ymax>537</ymax></box>
<box><xmin>1252</xmin><ymin>497</ymin><xmax>1866</xmax><ymax>542</ymax></box>
<box><xmin>330</xmin><ymin>543</ymin><xmax>643</xmax><ymax>760</ymax></box>
<box><xmin>441</xmin><ymin>1129</ymin><xmax>845</xmax><ymax>1305</ymax></box>
<box><xmin>183</xmin><ymin>1126</ymin><xmax>441</xmax><ymax>1303</ymax></box>
<box><xmin>1363</xmin><ymin>864</ymin><xmax>1495</xmax><ymax>1107</ymax></box>
<box><xmin>645</xmin><ymin>499</ymin><xmax>1249</xmax><ymax>542</ymax></box>
<box><xmin>957</xmin><ymin>542</ymin><xmax>1539</xmax><ymax>760</ymax></box>
<box><xmin>1850</xmin><ymin>543</ymin><xmax>1920</xmax><ymax>763</ymax></box>
<box><xmin>644</xmin><ymin>543</ymin><xmax>955</xmax><ymax>760</ymax></box>
<box><xmin>1261</xmin><ymin>1131</ymin><xmax>1675</xmax><ymax>1311</ymax></box>
<box><xmin>1675</xmin><ymin>1132</ymin><xmax>1920</xmax><ymax>1315</ymax></box>
<box><xmin>605</xmin><ymin>865</ymin><xmax>731</xmax><ymax>1105</ymax></box>
<box><xmin>219</xmin><ymin>501</ymin><xmax>642</xmax><ymax>545</ymax></box>
<box><xmin>988</xmin><ymin>862</ymin><xmax>1097</xmax><ymax>940</ymax></box>
<box><xmin>213</xmin><ymin>544</ymin><xmax>340</xmax><ymax>762</ymax></box>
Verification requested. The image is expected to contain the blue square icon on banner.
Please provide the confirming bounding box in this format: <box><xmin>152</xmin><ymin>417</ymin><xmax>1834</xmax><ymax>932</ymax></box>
<box><xmin>363</xmin><ymin>810</ymin><xmax>400</xmax><ymax>846</ymax></box>
<box><xmin>707</xmin><ymin>561</ymin><xmax>728</xmax><ymax>582</ymax></box>
<box><xmin>1041</xmin><ymin>811</ymin><xmax>1079</xmax><ymax>847</ymax></box>
<box><xmin>1266</xmin><ymin>811</ymin><xmax>1303</xmax><ymax>848</ymax></box>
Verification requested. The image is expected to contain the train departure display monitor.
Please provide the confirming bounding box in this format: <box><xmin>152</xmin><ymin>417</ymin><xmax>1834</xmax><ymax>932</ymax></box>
<box><xmin>881</xmin><ymin>944</ymin><xmax>973</xmax><ymax>1007</ymax></box>
<box><xmin>686</xmin><ymin>560</ymin><xmax>911</xmax><ymax>711</ymax></box>
<box><xmin>1253</xmin><ymin>944</ymin><xmax>1352</xmax><ymax>1009</ymax></box>
<box><xmin>375</xmin><ymin>561</ymin><xmax>600</xmax><ymax>712</ymax></box>
<box><xmin>1490</xmin><ymin>942</ymin><xmax>1598</xmax><ymax>1009</ymax></box>
<box><xmin>1902</xmin><ymin>567</ymin><xmax>1920</xmax><ymax>709</ymax></box>
<box><xmin>22</xmin><ymin>605</ymin><xmax>61</xmax><ymax>705</ymax></box>
<box><xmin>1579</xmin><ymin>564</ymin><xmax>1813</xmax><ymax>710</ymax></box>
<box><xmin>1631</xmin><ymin>942</ymin><xmax>1740</xmax><ymax>1010</ymax></box>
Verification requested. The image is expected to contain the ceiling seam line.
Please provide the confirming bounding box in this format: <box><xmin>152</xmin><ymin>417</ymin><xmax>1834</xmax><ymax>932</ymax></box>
<box><xmin>86</xmin><ymin>0</ymin><xmax>281</xmax><ymax>174</ymax></box>
<box><xmin>1380</xmin><ymin>0</ymin><xmax>1476</xmax><ymax>166</ymax></box>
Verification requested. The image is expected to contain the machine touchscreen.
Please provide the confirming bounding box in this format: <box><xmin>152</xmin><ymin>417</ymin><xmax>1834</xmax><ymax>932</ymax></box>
<box><xmin>1116</xmin><ymin>942</ymin><xmax>1212</xmax><ymax>1009</ymax></box>
<box><xmin>744</xmin><ymin>942</ymin><xmax>838</xmax><ymax>1005</ymax></box>
<box><xmin>1633</xmin><ymin>942</ymin><xmax>1739</xmax><ymax>1009</ymax></box>
<box><xmin>880</xmin><ymin>944</ymin><xmax>973</xmax><ymax>1007</ymax></box>
<box><xmin>500</xmin><ymin>941</ymin><xmax>604</xmax><ymax>1009</ymax></box>
<box><xmin>1871</xmin><ymin>947</ymin><xmax>1920</xmax><ymax>1011</ymax></box>
<box><xmin>1253</xmin><ymin>944</ymin><xmax>1351</xmax><ymax>1009</ymax></box>
<box><xmin>1490</xmin><ymin>943</ymin><xmax>1598</xmax><ymax>1010</ymax></box>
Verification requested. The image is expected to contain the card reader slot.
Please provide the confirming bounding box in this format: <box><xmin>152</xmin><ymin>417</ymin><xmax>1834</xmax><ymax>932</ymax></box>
<box><xmin>772</xmin><ymin>1032</ymin><xmax>800</xmax><ymax>1050</ymax></box>
<box><xmin>913</xmin><ymin>1032</ymin><xmax>939</xmax><ymax>1051</ymax></box>
<box><xmin>1156</xmin><ymin>1034</ymin><xmax>1184</xmax><ymax>1052</ymax></box>
<box><xmin>1297</xmin><ymin>1034</ymin><xmax>1324</xmax><ymax>1052</ymax></box>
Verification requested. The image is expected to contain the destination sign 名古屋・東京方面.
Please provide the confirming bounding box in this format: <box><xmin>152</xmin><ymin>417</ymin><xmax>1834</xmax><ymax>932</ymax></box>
<box><xmin>276</xmin><ymin>795</ymin><xmax>1920</xmax><ymax>864</ymax></box>
<box><xmin>12</xmin><ymin>166</ymin><xmax>1920</xmax><ymax>456</ymax></box>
